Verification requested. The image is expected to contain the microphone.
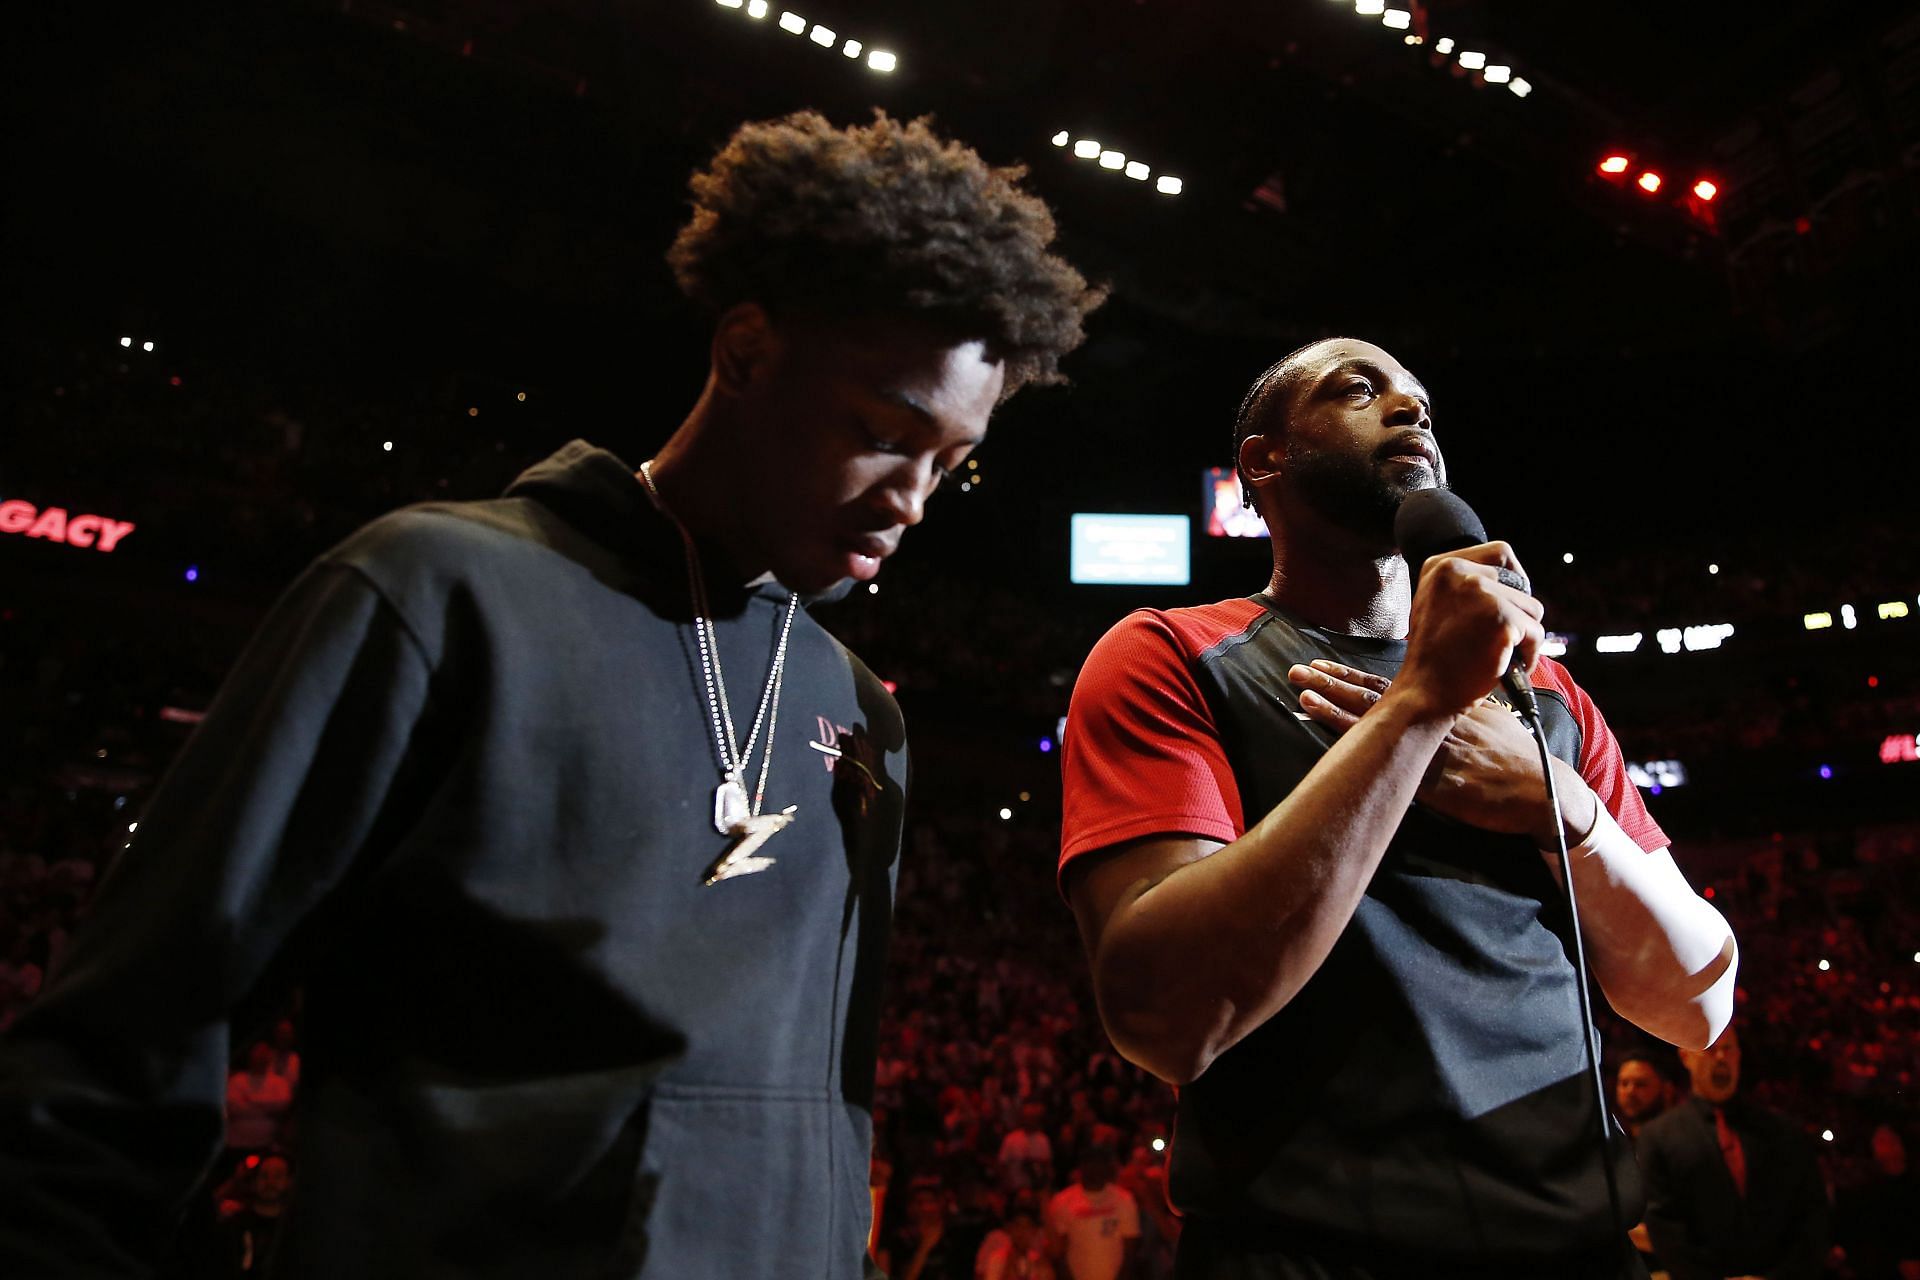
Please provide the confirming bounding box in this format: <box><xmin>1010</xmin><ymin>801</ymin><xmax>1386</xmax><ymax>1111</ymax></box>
<box><xmin>1394</xmin><ymin>488</ymin><xmax>1540</xmax><ymax>721</ymax></box>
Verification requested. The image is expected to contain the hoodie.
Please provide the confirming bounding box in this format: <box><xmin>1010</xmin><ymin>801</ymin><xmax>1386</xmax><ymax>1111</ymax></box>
<box><xmin>0</xmin><ymin>441</ymin><xmax>907</xmax><ymax>1278</ymax></box>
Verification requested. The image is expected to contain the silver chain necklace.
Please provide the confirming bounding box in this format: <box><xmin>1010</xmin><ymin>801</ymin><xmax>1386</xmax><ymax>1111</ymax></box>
<box><xmin>638</xmin><ymin>459</ymin><xmax>798</xmax><ymax>883</ymax></box>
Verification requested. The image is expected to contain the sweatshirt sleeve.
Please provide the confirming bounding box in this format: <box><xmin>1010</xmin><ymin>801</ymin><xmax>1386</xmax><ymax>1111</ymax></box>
<box><xmin>0</xmin><ymin>560</ymin><xmax>436</xmax><ymax>1277</ymax></box>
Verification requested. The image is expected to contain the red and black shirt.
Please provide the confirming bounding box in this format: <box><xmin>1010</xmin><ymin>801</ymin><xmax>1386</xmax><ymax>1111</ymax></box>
<box><xmin>1061</xmin><ymin>596</ymin><xmax>1663</xmax><ymax>1270</ymax></box>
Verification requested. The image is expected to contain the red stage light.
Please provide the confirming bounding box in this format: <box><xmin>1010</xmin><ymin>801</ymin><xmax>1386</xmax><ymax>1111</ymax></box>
<box><xmin>1636</xmin><ymin>171</ymin><xmax>1662</xmax><ymax>194</ymax></box>
<box><xmin>1692</xmin><ymin>179</ymin><xmax>1718</xmax><ymax>201</ymax></box>
<box><xmin>1598</xmin><ymin>155</ymin><xmax>1630</xmax><ymax>175</ymax></box>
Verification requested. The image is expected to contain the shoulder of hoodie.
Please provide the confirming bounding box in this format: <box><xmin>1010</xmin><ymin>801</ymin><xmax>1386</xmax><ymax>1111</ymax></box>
<box><xmin>313</xmin><ymin>494</ymin><xmax>606</xmax><ymax>628</ymax></box>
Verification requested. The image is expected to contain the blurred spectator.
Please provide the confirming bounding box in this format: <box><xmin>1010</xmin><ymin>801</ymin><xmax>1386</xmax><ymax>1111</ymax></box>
<box><xmin>1834</xmin><ymin>1124</ymin><xmax>1920</xmax><ymax>1280</ymax></box>
<box><xmin>1639</xmin><ymin>1026</ymin><xmax>1830</xmax><ymax>1280</ymax></box>
<box><xmin>979</xmin><ymin>1191</ymin><xmax>1057</xmax><ymax>1280</ymax></box>
<box><xmin>214</xmin><ymin>1152</ymin><xmax>292</xmax><ymax>1276</ymax></box>
<box><xmin>223</xmin><ymin>1042</ymin><xmax>292</xmax><ymax>1161</ymax></box>
<box><xmin>1114</xmin><ymin>1141</ymin><xmax>1176</xmax><ymax>1280</ymax></box>
<box><xmin>1045</xmin><ymin>1146</ymin><xmax>1139</xmax><ymax>1280</ymax></box>
<box><xmin>268</xmin><ymin>1018</ymin><xmax>300</xmax><ymax>1092</ymax></box>
<box><xmin>885</xmin><ymin>1178</ymin><xmax>972</xmax><ymax>1280</ymax></box>
<box><xmin>0</xmin><ymin>937</ymin><xmax>43</xmax><ymax>1033</ymax></box>
<box><xmin>1615</xmin><ymin>1049</ymin><xmax>1678</xmax><ymax>1277</ymax></box>
<box><xmin>999</xmin><ymin>1102</ymin><xmax>1056</xmax><ymax>1193</ymax></box>
<box><xmin>1616</xmin><ymin>1051</ymin><xmax>1676</xmax><ymax>1141</ymax></box>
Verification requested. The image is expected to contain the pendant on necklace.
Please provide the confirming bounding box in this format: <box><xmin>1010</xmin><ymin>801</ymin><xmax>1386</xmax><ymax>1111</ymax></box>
<box><xmin>703</xmin><ymin>806</ymin><xmax>798</xmax><ymax>885</ymax></box>
<box><xmin>713</xmin><ymin>775</ymin><xmax>750</xmax><ymax>835</ymax></box>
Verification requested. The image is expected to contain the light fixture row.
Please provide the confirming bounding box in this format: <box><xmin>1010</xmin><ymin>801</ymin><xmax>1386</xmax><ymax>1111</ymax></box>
<box><xmin>714</xmin><ymin>0</ymin><xmax>896</xmax><ymax>73</ymax></box>
<box><xmin>1338</xmin><ymin>0</ymin><xmax>1532</xmax><ymax>98</ymax></box>
<box><xmin>1051</xmin><ymin>131</ymin><xmax>1182</xmax><ymax>196</ymax></box>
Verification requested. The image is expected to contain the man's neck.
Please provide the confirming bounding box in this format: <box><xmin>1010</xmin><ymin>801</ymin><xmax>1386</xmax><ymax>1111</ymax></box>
<box><xmin>1258</xmin><ymin>501</ymin><xmax>1413</xmax><ymax>639</ymax></box>
<box><xmin>644</xmin><ymin>393</ymin><xmax>770</xmax><ymax>584</ymax></box>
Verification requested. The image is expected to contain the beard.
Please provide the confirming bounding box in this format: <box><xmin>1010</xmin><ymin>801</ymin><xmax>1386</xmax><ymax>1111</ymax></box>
<box><xmin>1282</xmin><ymin>440</ymin><xmax>1440</xmax><ymax>544</ymax></box>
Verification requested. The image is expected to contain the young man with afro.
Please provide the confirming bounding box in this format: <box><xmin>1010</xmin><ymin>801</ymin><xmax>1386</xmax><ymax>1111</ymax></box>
<box><xmin>0</xmin><ymin>111</ymin><xmax>1102</xmax><ymax>1279</ymax></box>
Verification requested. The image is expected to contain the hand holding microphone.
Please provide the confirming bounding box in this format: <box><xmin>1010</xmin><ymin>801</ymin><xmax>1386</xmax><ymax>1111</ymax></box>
<box><xmin>1392</xmin><ymin>489</ymin><xmax>1545</xmax><ymax>722</ymax></box>
<box><xmin>1286</xmin><ymin>487</ymin><xmax>1590</xmax><ymax>847</ymax></box>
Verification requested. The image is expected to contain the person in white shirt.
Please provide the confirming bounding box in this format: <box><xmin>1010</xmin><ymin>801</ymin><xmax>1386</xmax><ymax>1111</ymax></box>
<box><xmin>1047</xmin><ymin>1146</ymin><xmax>1140</xmax><ymax>1280</ymax></box>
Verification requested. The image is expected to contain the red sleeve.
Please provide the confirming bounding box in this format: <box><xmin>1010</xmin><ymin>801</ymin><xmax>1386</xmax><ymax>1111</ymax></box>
<box><xmin>1058</xmin><ymin>611</ymin><xmax>1245</xmax><ymax>888</ymax></box>
<box><xmin>1529</xmin><ymin>656</ymin><xmax>1668</xmax><ymax>853</ymax></box>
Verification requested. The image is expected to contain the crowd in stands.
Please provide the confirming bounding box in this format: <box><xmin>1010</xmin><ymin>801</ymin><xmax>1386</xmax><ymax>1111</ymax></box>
<box><xmin>3</xmin><ymin>343</ymin><xmax>1916</xmax><ymax>1276</ymax></box>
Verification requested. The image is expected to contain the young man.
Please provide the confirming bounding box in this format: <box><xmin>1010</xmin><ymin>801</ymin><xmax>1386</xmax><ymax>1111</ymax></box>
<box><xmin>1059</xmin><ymin>338</ymin><xmax>1736</xmax><ymax>1278</ymax></box>
<box><xmin>0</xmin><ymin>111</ymin><xmax>1101</xmax><ymax>1278</ymax></box>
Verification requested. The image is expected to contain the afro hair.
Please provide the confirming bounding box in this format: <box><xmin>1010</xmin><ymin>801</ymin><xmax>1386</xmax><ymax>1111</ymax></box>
<box><xmin>668</xmin><ymin>110</ymin><xmax>1105</xmax><ymax>396</ymax></box>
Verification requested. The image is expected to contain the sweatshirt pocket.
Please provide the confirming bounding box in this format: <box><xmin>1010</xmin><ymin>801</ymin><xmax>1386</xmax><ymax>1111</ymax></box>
<box><xmin>630</xmin><ymin>1082</ymin><xmax>857</xmax><ymax>1279</ymax></box>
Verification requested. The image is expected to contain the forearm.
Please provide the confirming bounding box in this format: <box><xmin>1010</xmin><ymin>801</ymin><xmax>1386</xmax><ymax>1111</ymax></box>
<box><xmin>1093</xmin><ymin>691</ymin><xmax>1454</xmax><ymax>1084</ymax></box>
<box><xmin>1547</xmin><ymin>782</ymin><xmax>1737</xmax><ymax>1049</ymax></box>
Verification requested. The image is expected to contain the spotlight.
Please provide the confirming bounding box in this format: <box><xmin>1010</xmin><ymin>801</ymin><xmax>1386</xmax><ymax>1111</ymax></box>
<box><xmin>1355</xmin><ymin>0</ymin><xmax>1384</xmax><ymax>14</ymax></box>
<box><xmin>1562</xmin><ymin>552</ymin><xmax>1574</xmax><ymax>563</ymax></box>
<box><xmin>777</xmin><ymin>11</ymin><xmax>805</xmax><ymax>33</ymax></box>
<box><xmin>1434</xmin><ymin>37</ymin><xmax>1454</xmax><ymax>53</ymax></box>
<box><xmin>1155</xmin><ymin>175</ymin><xmax>1183</xmax><ymax>195</ymax></box>
<box><xmin>1692</xmin><ymin>178</ymin><xmax>1718</xmax><ymax>201</ymax></box>
<box><xmin>1098</xmin><ymin>150</ymin><xmax>1125</xmax><ymax>170</ymax></box>
<box><xmin>1508</xmin><ymin>78</ymin><xmax>1532</xmax><ymax>97</ymax></box>
<box><xmin>717</xmin><ymin>0</ymin><xmax>743</xmax><ymax>7</ymax></box>
<box><xmin>1598</xmin><ymin>155</ymin><xmax>1631</xmax><ymax>175</ymax></box>
<box><xmin>1637</xmin><ymin>171</ymin><xmax>1663</xmax><ymax>194</ymax></box>
<box><xmin>998</xmin><ymin>807</ymin><xmax>1013</xmax><ymax>820</ymax></box>
<box><xmin>142</xmin><ymin>341</ymin><xmax>155</xmax><ymax>352</ymax></box>
<box><xmin>1483</xmin><ymin>64</ymin><xmax>1511</xmax><ymax>84</ymax></box>
<box><xmin>842</xmin><ymin>39</ymin><xmax>861</xmax><ymax>57</ymax></box>
<box><xmin>1124</xmin><ymin>160</ymin><xmax>1150</xmax><ymax>180</ymax></box>
<box><xmin>1151</xmin><ymin>1137</ymin><xmax>1166</xmax><ymax>1152</ymax></box>
<box><xmin>867</xmin><ymin>49</ymin><xmax>896</xmax><ymax>72</ymax></box>
<box><xmin>809</xmin><ymin>24</ymin><xmax>835</xmax><ymax>46</ymax></box>
<box><xmin>1073</xmin><ymin>139</ymin><xmax>1100</xmax><ymax>158</ymax></box>
<box><xmin>746</xmin><ymin>0</ymin><xmax>768</xmax><ymax>15</ymax></box>
<box><xmin>382</xmin><ymin>441</ymin><xmax>393</xmax><ymax>452</ymax></box>
<box><xmin>119</xmin><ymin>336</ymin><xmax>132</xmax><ymax>347</ymax></box>
<box><xmin>1382</xmin><ymin>8</ymin><xmax>1411</xmax><ymax>29</ymax></box>
<box><xmin>1457</xmin><ymin>50</ymin><xmax>1486</xmax><ymax>70</ymax></box>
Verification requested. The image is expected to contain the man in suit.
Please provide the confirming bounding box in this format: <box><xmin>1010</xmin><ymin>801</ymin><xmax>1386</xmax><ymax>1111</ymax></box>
<box><xmin>1638</xmin><ymin>1025</ymin><xmax>1829</xmax><ymax>1280</ymax></box>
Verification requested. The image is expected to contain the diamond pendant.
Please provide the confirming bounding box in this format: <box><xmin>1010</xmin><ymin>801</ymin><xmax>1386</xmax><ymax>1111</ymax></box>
<box><xmin>703</xmin><ymin>806</ymin><xmax>798</xmax><ymax>885</ymax></box>
<box><xmin>713</xmin><ymin>775</ymin><xmax>750</xmax><ymax>835</ymax></box>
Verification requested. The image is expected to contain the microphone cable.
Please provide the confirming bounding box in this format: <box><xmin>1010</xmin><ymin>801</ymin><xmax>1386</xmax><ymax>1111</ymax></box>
<box><xmin>1520</xmin><ymin>700</ymin><xmax>1629</xmax><ymax>1253</ymax></box>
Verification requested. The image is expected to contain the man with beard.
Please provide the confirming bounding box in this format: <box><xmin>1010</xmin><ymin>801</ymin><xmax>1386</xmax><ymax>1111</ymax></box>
<box><xmin>1613</xmin><ymin>1051</ymin><xmax>1677</xmax><ymax>1274</ymax></box>
<box><xmin>1614</xmin><ymin>1053</ymin><xmax>1674</xmax><ymax>1141</ymax></box>
<box><xmin>1637</xmin><ymin>1027</ymin><xmax>1829</xmax><ymax>1280</ymax></box>
<box><xmin>1059</xmin><ymin>338</ymin><xmax>1737</xmax><ymax>1278</ymax></box>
